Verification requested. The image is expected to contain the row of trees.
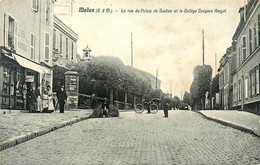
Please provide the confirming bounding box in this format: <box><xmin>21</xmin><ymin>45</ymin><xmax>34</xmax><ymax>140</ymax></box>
<box><xmin>74</xmin><ymin>56</ymin><xmax>152</xmax><ymax>98</ymax></box>
<box><xmin>53</xmin><ymin>56</ymin><xmax>195</xmax><ymax>109</ymax></box>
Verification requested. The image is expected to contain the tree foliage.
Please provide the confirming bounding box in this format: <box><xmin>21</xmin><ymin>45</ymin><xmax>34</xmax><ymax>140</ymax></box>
<box><xmin>190</xmin><ymin>65</ymin><xmax>212</xmax><ymax>110</ymax></box>
<box><xmin>183</xmin><ymin>91</ymin><xmax>192</xmax><ymax>106</ymax></box>
<box><xmin>74</xmin><ymin>56</ymin><xmax>152</xmax><ymax>97</ymax></box>
<box><xmin>52</xmin><ymin>65</ymin><xmax>68</xmax><ymax>92</ymax></box>
<box><xmin>210</xmin><ymin>74</ymin><xmax>219</xmax><ymax>98</ymax></box>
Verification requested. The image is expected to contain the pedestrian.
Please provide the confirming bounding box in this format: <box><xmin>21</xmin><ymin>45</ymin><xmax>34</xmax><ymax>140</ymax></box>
<box><xmin>162</xmin><ymin>97</ymin><xmax>171</xmax><ymax>118</ymax></box>
<box><xmin>57</xmin><ymin>85</ymin><xmax>67</xmax><ymax>113</ymax></box>
<box><xmin>27</xmin><ymin>86</ymin><xmax>37</xmax><ymax>113</ymax></box>
<box><xmin>143</xmin><ymin>94</ymin><xmax>152</xmax><ymax>113</ymax></box>
<box><xmin>101</xmin><ymin>98</ymin><xmax>109</xmax><ymax>117</ymax></box>
<box><xmin>35</xmin><ymin>86</ymin><xmax>42</xmax><ymax>112</ymax></box>
<box><xmin>163</xmin><ymin>102</ymin><xmax>170</xmax><ymax>118</ymax></box>
<box><xmin>90</xmin><ymin>93</ymin><xmax>97</xmax><ymax>110</ymax></box>
<box><xmin>47</xmin><ymin>85</ymin><xmax>55</xmax><ymax>112</ymax></box>
<box><xmin>42</xmin><ymin>90</ymin><xmax>49</xmax><ymax>113</ymax></box>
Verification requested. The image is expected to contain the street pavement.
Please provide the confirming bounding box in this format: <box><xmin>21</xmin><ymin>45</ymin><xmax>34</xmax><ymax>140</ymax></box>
<box><xmin>199</xmin><ymin>110</ymin><xmax>260</xmax><ymax>136</ymax></box>
<box><xmin>0</xmin><ymin>110</ymin><xmax>92</xmax><ymax>143</ymax></box>
<box><xmin>0</xmin><ymin>110</ymin><xmax>260</xmax><ymax>165</ymax></box>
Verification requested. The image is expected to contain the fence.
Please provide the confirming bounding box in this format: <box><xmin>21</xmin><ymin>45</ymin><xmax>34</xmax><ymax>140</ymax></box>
<box><xmin>78</xmin><ymin>93</ymin><xmax>133</xmax><ymax>110</ymax></box>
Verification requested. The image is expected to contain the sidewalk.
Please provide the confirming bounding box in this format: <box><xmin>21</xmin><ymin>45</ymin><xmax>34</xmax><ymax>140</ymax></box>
<box><xmin>0</xmin><ymin>109</ymin><xmax>93</xmax><ymax>151</ymax></box>
<box><xmin>198</xmin><ymin>110</ymin><xmax>260</xmax><ymax>137</ymax></box>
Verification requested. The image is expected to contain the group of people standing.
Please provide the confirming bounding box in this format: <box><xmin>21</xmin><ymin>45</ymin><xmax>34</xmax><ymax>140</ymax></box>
<box><xmin>27</xmin><ymin>85</ymin><xmax>67</xmax><ymax>113</ymax></box>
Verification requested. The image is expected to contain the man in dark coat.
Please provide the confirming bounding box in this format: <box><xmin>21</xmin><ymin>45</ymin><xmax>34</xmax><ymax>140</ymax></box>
<box><xmin>162</xmin><ymin>97</ymin><xmax>171</xmax><ymax>118</ymax></box>
<box><xmin>27</xmin><ymin>86</ymin><xmax>37</xmax><ymax>113</ymax></box>
<box><xmin>90</xmin><ymin>93</ymin><xmax>97</xmax><ymax>110</ymax></box>
<box><xmin>57</xmin><ymin>85</ymin><xmax>67</xmax><ymax>113</ymax></box>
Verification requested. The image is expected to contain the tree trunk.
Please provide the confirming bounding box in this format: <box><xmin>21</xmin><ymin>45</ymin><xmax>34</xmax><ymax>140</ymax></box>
<box><xmin>124</xmin><ymin>92</ymin><xmax>127</xmax><ymax>110</ymax></box>
<box><xmin>110</xmin><ymin>89</ymin><xmax>113</xmax><ymax>105</ymax></box>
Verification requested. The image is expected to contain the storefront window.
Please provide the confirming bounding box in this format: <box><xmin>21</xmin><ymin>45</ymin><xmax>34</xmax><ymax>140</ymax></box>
<box><xmin>2</xmin><ymin>65</ymin><xmax>10</xmax><ymax>94</ymax></box>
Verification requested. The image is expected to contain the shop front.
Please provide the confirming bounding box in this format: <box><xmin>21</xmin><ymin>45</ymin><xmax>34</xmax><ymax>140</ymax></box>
<box><xmin>0</xmin><ymin>47</ymin><xmax>49</xmax><ymax>110</ymax></box>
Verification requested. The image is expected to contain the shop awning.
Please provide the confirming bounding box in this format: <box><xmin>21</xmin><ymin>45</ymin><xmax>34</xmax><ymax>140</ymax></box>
<box><xmin>14</xmin><ymin>54</ymin><xmax>46</xmax><ymax>73</ymax></box>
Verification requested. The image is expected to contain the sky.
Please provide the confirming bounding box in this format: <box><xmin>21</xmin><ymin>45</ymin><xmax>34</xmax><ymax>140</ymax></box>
<box><xmin>54</xmin><ymin>0</ymin><xmax>244</xmax><ymax>98</ymax></box>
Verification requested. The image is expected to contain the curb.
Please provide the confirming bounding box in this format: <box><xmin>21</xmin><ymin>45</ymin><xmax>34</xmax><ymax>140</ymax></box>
<box><xmin>197</xmin><ymin>111</ymin><xmax>260</xmax><ymax>138</ymax></box>
<box><xmin>0</xmin><ymin>113</ymin><xmax>92</xmax><ymax>152</ymax></box>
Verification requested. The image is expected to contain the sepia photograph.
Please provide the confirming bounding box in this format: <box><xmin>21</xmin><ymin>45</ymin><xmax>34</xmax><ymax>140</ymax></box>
<box><xmin>0</xmin><ymin>0</ymin><xmax>260</xmax><ymax>164</ymax></box>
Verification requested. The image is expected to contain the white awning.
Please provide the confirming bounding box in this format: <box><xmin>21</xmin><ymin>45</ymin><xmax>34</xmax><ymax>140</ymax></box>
<box><xmin>14</xmin><ymin>54</ymin><xmax>45</xmax><ymax>73</ymax></box>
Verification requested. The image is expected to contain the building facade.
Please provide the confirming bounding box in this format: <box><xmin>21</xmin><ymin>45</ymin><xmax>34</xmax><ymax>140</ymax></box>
<box><xmin>0</xmin><ymin>0</ymin><xmax>55</xmax><ymax>109</ymax></box>
<box><xmin>53</xmin><ymin>15</ymin><xmax>78</xmax><ymax>68</ymax></box>
<box><xmin>232</xmin><ymin>0</ymin><xmax>260</xmax><ymax>113</ymax></box>
<box><xmin>218</xmin><ymin>45</ymin><xmax>236</xmax><ymax>110</ymax></box>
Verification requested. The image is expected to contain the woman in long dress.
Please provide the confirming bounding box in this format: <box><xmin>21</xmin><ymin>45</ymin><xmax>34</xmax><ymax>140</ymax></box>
<box><xmin>47</xmin><ymin>85</ymin><xmax>55</xmax><ymax>112</ymax></box>
<box><xmin>35</xmin><ymin>86</ymin><xmax>42</xmax><ymax>112</ymax></box>
<box><xmin>42</xmin><ymin>90</ymin><xmax>48</xmax><ymax>113</ymax></box>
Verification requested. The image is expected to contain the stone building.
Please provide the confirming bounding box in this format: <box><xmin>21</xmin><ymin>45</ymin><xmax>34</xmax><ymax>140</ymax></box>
<box><xmin>0</xmin><ymin>0</ymin><xmax>56</xmax><ymax>109</ymax></box>
<box><xmin>232</xmin><ymin>0</ymin><xmax>260</xmax><ymax>113</ymax></box>
<box><xmin>52</xmin><ymin>15</ymin><xmax>78</xmax><ymax>68</ymax></box>
<box><xmin>218</xmin><ymin>45</ymin><xmax>236</xmax><ymax>110</ymax></box>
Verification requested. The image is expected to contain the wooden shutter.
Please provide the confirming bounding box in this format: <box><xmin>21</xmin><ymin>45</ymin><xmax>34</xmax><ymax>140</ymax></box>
<box><xmin>4</xmin><ymin>14</ymin><xmax>8</xmax><ymax>47</ymax></box>
<box><xmin>14</xmin><ymin>20</ymin><xmax>18</xmax><ymax>51</ymax></box>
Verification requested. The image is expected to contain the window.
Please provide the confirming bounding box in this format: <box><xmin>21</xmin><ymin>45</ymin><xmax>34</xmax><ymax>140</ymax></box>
<box><xmin>32</xmin><ymin>0</ymin><xmax>38</xmax><ymax>12</ymax></box>
<box><xmin>254</xmin><ymin>26</ymin><xmax>257</xmax><ymax>49</ymax></box>
<box><xmin>249</xmin><ymin>28</ymin><xmax>252</xmax><ymax>54</ymax></box>
<box><xmin>238</xmin><ymin>46</ymin><xmax>241</xmax><ymax>66</ymax></box>
<box><xmin>71</xmin><ymin>41</ymin><xmax>74</xmax><ymax>60</ymax></box>
<box><xmin>60</xmin><ymin>34</ymin><xmax>62</xmax><ymax>54</ymax></box>
<box><xmin>252</xmin><ymin>69</ymin><xmax>256</xmax><ymax>96</ymax></box>
<box><xmin>2</xmin><ymin>65</ymin><xmax>10</xmax><ymax>94</ymax></box>
<box><xmin>238</xmin><ymin>80</ymin><xmax>242</xmax><ymax>101</ymax></box>
<box><xmin>53</xmin><ymin>29</ymin><xmax>56</xmax><ymax>51</ymax></box>
<box><xmin>45</xmin><ymin>32</ymin><xmax>50</xmax><ymax>60</ymax></box>
<box><xmin>256</xmin><ymin>66</ymin><xmax>259</xmax><ymax>94</ymax></box>
<box><xmin>242</xmin><ymin>36</ymin><xmax>246</xmax><ymax>60</ymax></box>
<box><xmin>45</xmin><ymin>0</ymin><xmax>51</xmax><ymax>26</ymax></box>
<box><xmin>258</xmin><ymin>14</ymin><xmax>260</xmax><ymax>47</ymax></box>
<box><xmin>30</xmin><ymin>33</ymin><xmax>35</xmax><ymax>60</ymax></box>
<box><xmin>4</xmin><ymin>14</ymin><xmax>17</xmax><ymax>50</ymax></box>
<box><xmin>245</xmin><ymin>77</ymin><xmax>248</xmax><ymax>99</ymax></box>
<box><xmin>66</xmin><ymin>38</ymin><xmax>68</xmax><ymax>59</ymax></box>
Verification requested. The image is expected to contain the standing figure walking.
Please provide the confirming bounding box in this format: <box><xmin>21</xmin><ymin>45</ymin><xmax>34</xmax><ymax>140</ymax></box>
<box><xmin>57</xmin><ymin>85</ymin><xmax>67</xmax><ymax>113</ymax></box>
<box><xmin>90</xmin><ymin>93</ymin><xmax>97</xmax><ymax>110</ymax></box>
<box><xmin>162</xmin><ymin>96</ymin><xmax>171</xmax><ymax>118</ymax></box>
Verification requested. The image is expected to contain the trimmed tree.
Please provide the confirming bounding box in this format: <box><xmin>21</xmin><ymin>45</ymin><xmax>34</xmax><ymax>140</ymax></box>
<box><xmin>190</xmin><ymin>65</ymin><xmax>212</xmax><ymax>110</ymax></box>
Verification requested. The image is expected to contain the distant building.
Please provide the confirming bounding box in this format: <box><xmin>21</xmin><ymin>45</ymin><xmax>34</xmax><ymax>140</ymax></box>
<box><xmin>231</xmin><ymin>0</ymin><xmax>260</xmax><ymax>113</ymax></box>
<box><xmin>81</xmin><ymin>45</ymin><xmax>92</xmax><ymax>61</ymax></box>
<box><xmin>218</xmin><ymin>45</ymin><xmax>236</xmax><ymax>110</ymax></box>
<box><xmin>53</xmin><ymin>15</ymin><xmax>78</xmax><ymax>68</ymax></box>
<box><xmin>0</xmin><ymin>0</ymin><xmax>56</xmax><ymax>109</ymax></box>
<box><xmin>139</xmin><ymin>71</ymin><xmax>161</xmax><ymax>90</ymax></box>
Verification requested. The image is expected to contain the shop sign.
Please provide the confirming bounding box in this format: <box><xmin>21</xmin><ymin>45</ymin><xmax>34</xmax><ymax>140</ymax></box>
<box><xmin>25</xmin><ymin>75</ymin><xmax>34</xmax><ymax>82</ymax></box>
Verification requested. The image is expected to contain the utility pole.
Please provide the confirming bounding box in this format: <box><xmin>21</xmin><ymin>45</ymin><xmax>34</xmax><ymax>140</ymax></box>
<box><xmin>155</xmin><ymin>69</ymin><xmax>158</xmax><ymax>89</ymax></box>
<box><xmin>215</xmin><ymin>53</ymin><xmax>217</xmax><ymax>76</ymax></box>
<box><xmin>71</xmin><ymin>0</ymin><xmax>74</xmax><ymax>16</ymax></box>
<box><xmin>202</xmin><ymin>29</ymin><xmax>205</xmax><ymax>65</ymax></box>
<box><xmin>131</xmin><ymin>32</ymin><xmax>133</xmax><ymax>67</ymax></box>
<box><xmin>170</xmin><ymin>84</ymin><xmax>172</xmax><ymax>98</ymax></box>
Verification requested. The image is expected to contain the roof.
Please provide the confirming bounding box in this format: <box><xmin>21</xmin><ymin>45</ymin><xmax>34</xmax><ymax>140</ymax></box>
<box><xmin>54</xmin><ymin>15</ymin><xmax>78</xmax><ymax>41</ymax></box>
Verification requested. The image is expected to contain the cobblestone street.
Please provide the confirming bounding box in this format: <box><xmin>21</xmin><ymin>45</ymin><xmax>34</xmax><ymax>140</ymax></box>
<box><xmin>0</xmin><ymin>111</ymin><xmax>260</xmax><ymax>165</ymax></box>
